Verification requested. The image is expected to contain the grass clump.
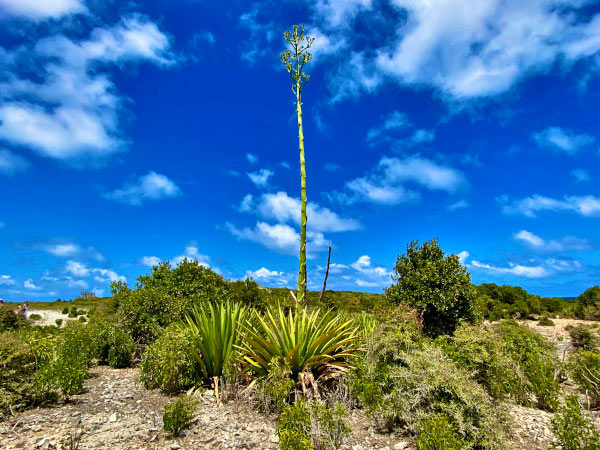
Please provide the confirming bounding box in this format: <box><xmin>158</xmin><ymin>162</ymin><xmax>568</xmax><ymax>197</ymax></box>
<box><xmin>417</xmin><ymin>414</ymin><xmax>465</xmax><ymax>450</ymax></box>
<box><xmin>538</xmin><ymin>317</ymin><xmax>555</xmax><ymax>326</ymax></box>
<box><xmin>569</xmin><ymin>350</ymin><xmax>600</xmax><ymax>408</ymax></box>
<box><xmin>566</xmin><ymin>325</ymin><xmax>599</xmax><ymax>351</ymax></box>
<box><xmin>140</xmin><ymin>326</ymin><xmax>198</xmax><ymax>394</ymax></box>
<box><xmin>162</xmin><ymin>395</ymin><xmax>197</xmax><ymax>436</ymax></box>
<box><xmin>551</xmin><ymin>395</ymin><xmax>600</xmax><ymax>450</ymax></box>
<box><xmin>29</xmin><ymin>313</ymin><xmax>42</xmax><ymax>321</ymax></box>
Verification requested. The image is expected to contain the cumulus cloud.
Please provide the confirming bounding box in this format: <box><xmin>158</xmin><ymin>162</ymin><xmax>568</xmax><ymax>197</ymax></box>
<box><xmin>316</xmin><ymin>254</ymin><xmax>390</xmax><ymax>290</ymax></box>
<box><xmin>92</xmin><ymin>268</ymin><xmax>126</xmax><ymax>283</ymax></box>
<box><xmin>448</xmin><ymin>200</ymin><xmax>469</xmax><ymax>211</ymax></box>
<box><xmin>457</xmin><ymin>251</ymin><xmax>469</xmax><ymax>265</ymax></box>
<box><xmin>140</xmin><ymin>256</ymin><xmax>161</xmax><ymax>267</ymax></box>
<box><xmin>240</xmin><ymin>192</ymin><xmax>360</xmax><ymax>233</ymax></box>
<box><xmin>470</xmin><ymin>260</ymin><xmax>549</xmax><ymax>278</ymax></box>
<box><xmin>0</xmin><ymin>149</ymin><xmax>30</xmax><ymax>175</ymax></box>
<box><xmin>514</xmin><ymin>230</ymin><xmax>591</xmax><ymax>252</ymax></box>
<box><xmin>533</xmin><ymin>127</ymin><xmax>595</xmax><ymax>154</ymax></box>
<box><xmin>0</xmin><ymin>15</ymin><xmax>174</xmax><ymax>163</ymax></box>
<box><xmin>246</xmin><ymin>153</ymin><xmax>258</xmax><ymax>164</ymax></box>
<box><xmin>0</xmin><ymin>275</ymin><xmax>15</xmax><ymax>286</ymax></box>
<box><xmin>65</xmin><ymin>260</ymin><xmax>126</xmax><ymax>283</ymax></box>
<box><xmin>28</xmin><ymin>240</ymin><xmax>104</xmax><ymax>261</ymax></box>
<box><xmin>226</xmin><ymin>221</ymin><xmax>329</xmax><ymax>258</ymax></box>
<box><xmin>171</xmin><ymin>246</ymin><xmax>210</xmax><ymax>267</ymax></box>
<box><xmin>104</xmin><ymin>172</ymin><xmax>181</xmax><ymax>205</ymax></box>
<box><xmin>332</xmin><ymin>155</ymin><xmax>466</xmax><ymax>205</ymax></box>
<box><xmin>470</xmin><ymin>257</ymin><xmax>583</xmax><ymax>279</ymax></box>
<box><xmin>65</xmin><ymin>260</ymin><xmax>90</xmax><ymax>277</ymax></box>
<box><xmin>366</xmin><ymin>110</ymin><xmax>411</xmax><ymax>142</ymax></box>
<box><xmin>499</xmin><ymin>194</ymin><xmax>600</xmax><ymax>217</ymax></box>
<box><xmin>245</xmin><ymin>267</ymin><xmax>291</xmax><ymax>285</ymax></box>
<box><xmin>24</xmin><ymin>279</ymin><xmax>41</xmax><ymax>290</ymax></box>
<box><xmin>0</xmin><ymin>0</ymin><xmax>86</xmax><ymax>20</ymax></box>
<box><xmin>314</xmin><ymin>0</ymin><xmax>373</xmax><ymax>28</ymax></box>
<box><xmin>247</xmin><ymin>169</ymin><xmax>273</xmax><ymax>188</ymax></box>
<box><xmin>373</xmin><ymin>1</ymin><xmax>600</xmax><ymax>100</ymax></box>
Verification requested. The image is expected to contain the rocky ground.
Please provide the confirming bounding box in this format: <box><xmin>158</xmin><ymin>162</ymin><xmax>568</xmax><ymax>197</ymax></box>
<box><xmin>1</xmin><ymin>318</ymin><xmax>599</xmax><ymax>450</ymax></box>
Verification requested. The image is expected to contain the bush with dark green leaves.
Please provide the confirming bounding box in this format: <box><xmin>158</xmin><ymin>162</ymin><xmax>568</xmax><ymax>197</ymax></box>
<box><xmin>96</xmin><ymin>325</ymin><xmax>136</xmax><ymax>368</ymax></box>
<box><xmin>576</xmin><ymin>286</ymin><xmax>600</xmax><ymax>320</ymax></box>
<box><xmin>386</xmin><ymin>239</ymin><xmax>475</xmax><ymax>337</ymax></box>
<box><xmin>29</xmin><ymin>313</ymin><xmax>42</xmax><ymax>321</ymax></box>
<box><xmin>350</xmin><ymin>325</ymin><xmax>507</xmax><ymax>448</ymax></box>
<box><xmin>0</xmin><ymin>306</ymin><xmax>24</xmax><ymax>332</ymax></box>
<box><xmin>255</xmin><ymin>357</ymin><xmax>295</xmax><ymax>413</ymax></box>
<box><xmin>566</xmin><ymin>325</ymin><xmax>599</xmax><ymax>351</ymax></box>
<box><xmin>569</xmin><ymin>350</ymin><xmax>600</xmax><ymax>408</ymax></box>
<box><xmin>55</xmin><ymin>319</ymin><xmax>63</xmax><ymax>327</ymax></box>
<box><xmin>162</xmin><ymin>395</ymin><xmax>197</xmax><ymax>436</ymax></box>
<box><xmin>538</xmin><ymin>317</ymin><xmax>555</xmax><ymax>326</ymax></box>
<box><xmin>277</xmin><ymin>401</ymin><xmax>313</xmax><ymax>450</ymax></box>
<box><xmin>475</xmin><ymin>283</ymin><xmax>543</xmax><ymax>320</ymax></box>
<box><xmin>551</xmin><ymin>395</ymin><xmax>600</xmax><ymax>450</ymax></box>
<box><xmin>140</xmin><ymin>326</ymin><xmax>198</xmax><ymax>394</ymax></box>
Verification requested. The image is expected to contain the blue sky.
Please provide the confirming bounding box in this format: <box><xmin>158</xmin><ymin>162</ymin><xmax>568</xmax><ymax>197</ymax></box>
<box><xmin>1</xmin><ymin>0</ymin><xmax>600</xmax><ymax>301</ymax></box>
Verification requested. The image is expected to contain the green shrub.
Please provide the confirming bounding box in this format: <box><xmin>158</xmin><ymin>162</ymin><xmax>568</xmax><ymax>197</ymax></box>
<box><xmin>551</xmin><ymin>395</ymin><xmax>600</xmax><ymax>450</ymax></box>
<box><xmin>256</xmin><ymin>357</ymin><xmax>295</xmax><ymax>413</ymax></box>
<box><xmin>55</xmin><ymin>318</ymin><xmax>63</xmax><ymax>327</ymax></box>
<box><xmin>569</xmin><ymin>350</ymin><xmax>600</xmax><ymax>408</ymax></box>
<box><xmin>576</xmin><ymin>286</ymin><xmax>600</xmax><ymax>320</ymax></box>
<box><xmin>493</xmin><ymin>321</ymin><xmax>560</xmax><ymax>411</ymax></box>
<box><xmin>239</xmin><ymin>306</ymin><xmax>360</xmax><ymax>380</ymax></box>
<box><xmin>386</xmin><ymin>239</ymin><xmax>475</xmax><ymax>337</ymax></box>
<box><xmin>140</xmin><ymin>326</ymin><xmax>198</xmax><ymax>394</ymax></box>
<box><xmin>0</xmin><ymin>306</ymin><xmax>24</xmax><ymax>331</ymax></box>
<box><xmin>417</xmin><ymin>414</ymin><xmax>465</xmax><ymax>450</ymax></box>
<box><xmin>68</xmin><ymin>307</ymin><xmax>80</xmax><ymax>318</ymax></box>
<box><xmin>78</xmin><ymin>316</ymin><xmax>87</xmax><ymax>323</ymax></box>
<box><xmin>538</xmin><ymin>317</ymin><xmax>555</xmax><ymax>326</ymax></box>
<box><xmin>162</xmin><ymin>395</ymin><xmax>197</xmax><ymax>436</ymax></box>
<box><xmin>436</xmin><ymin>323</ymin><xmax>527</xmax><ymax>402</ymax></box>
<box><xmin>29</xmin><ymin>313</ymin><xmax>42</xmax><ymax>321</ymax></box>
<box><xmin>566</xmin><ymin>325</ymin><xmax>599</xmax><ymax>351</ymax></box>
<box><xmin>310</xmin><ymin>402</ymin><xmax>351</xmax><ymax>450</ymax></box>
<box><xmin>96</xmin><ymin>326</ymin><xmax>136</xmax><ymax>368</ymax></box>
<box><xmin>350</xmin><ymin>326</ymin><xmax>507</xmax><ymax>448</ymax></box>
<box><xmin>277</xmin><ymin>401</ymin><xmax>313</xmax><ymax>450</ymax></box>
<box><xmin>61</xmin><ymin>307</ymin><xmax>69</xmax><ymax>315</ymax></box>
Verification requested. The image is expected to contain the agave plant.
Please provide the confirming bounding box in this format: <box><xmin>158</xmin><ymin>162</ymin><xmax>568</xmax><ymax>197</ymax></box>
<box><xmin>183</xmin><ymin>301</ymin><xmax>248</xmax><ymax>383</ymax></box>
<box><xmin>238</xmin><ymin>306</ymin><xmax>360</xmax><ymax>381</ymax></box>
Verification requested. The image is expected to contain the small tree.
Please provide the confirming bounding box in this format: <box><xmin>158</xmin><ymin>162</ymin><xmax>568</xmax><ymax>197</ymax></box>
<box><xmin>576</xmin><ymin>285</ymin><xmax>600</xmax><ymax>320</ymax></box>
<box><xmin>281</xmin><ymin>24</ymin><xmax>314</xmax><ymax>309</ymax></box>
<box><xmin>386</xmin><ymin>239</ymin><xmax>475</xmax><ymax>337</ymax></box>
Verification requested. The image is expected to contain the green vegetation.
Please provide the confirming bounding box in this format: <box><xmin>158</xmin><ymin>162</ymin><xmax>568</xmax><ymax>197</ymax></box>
<box><xmin>386</xmin><ymin>239</ymin><xmax>475</xmax><ymax>337</ymax></box>
<box><xmin>538</xmin><ymin>316</ymin><xmax>555</xmax><ymax>326</ymax></box>
<box><xmin>162</xmin><ymin>395</ymin><xmax>197</xmax><ymax>436</ymax></box>
<box><xmin>551</xmin><ymin>395</ymin><xmax>600</xmax><ymax>450</ymax></box>
<box><xmin>417</xmin><ymin>414</ymin><xmax>465</xmax><ymax>450</ymax></box>
<box><xmin>281</xmin><ymin>24</ymin><xmax>314</xmax><ymax>308</ymax></box>
<box><xmin>577</xmin><ymin>286</ymin><xmax>600</xmax><ymax>320</ymax></box>
<box><xmin>569</xmin><ymin>350</ymin><xmax>600</xmax><ymax>408</ymax></box>
<box><xmin>566</xmin><ymin>324</ymin><xmax>599</xmax><ymax>350</ymax></box>
<box><xmin>238</xmin><ymin>306</ymin><xmax>360</xmax><ymax>379</ymax></box>
<box><xmin>96</xmin><ymin>325</ymin><xmax>136</xmax><ymax>368</ymax></box>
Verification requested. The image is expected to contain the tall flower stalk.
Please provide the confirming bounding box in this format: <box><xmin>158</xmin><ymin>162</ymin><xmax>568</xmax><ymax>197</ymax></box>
<box><xmin>281</xmin><ymin>24</ymin><xmax>314</xmax><ymax>309</ymax></box>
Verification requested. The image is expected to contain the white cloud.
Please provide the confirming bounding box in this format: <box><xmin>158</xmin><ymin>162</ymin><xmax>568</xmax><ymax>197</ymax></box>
<box><xmin>367</xmin><ymin>110</ymin><xmax>411</xmax><ymax>142</ymax></box>
<box><xmin>514</xmin><ymin>230</ymin><xmax>591</xmax><ymax>252</ymax></box>
<box><xmin>245</xmin><ymin>267</ymin><xmax>290</xmax><ymax>285</ymax></box>
<box><xmin>373</xmin><ymin>1</ymin><xmax>600</xmax><ymax>99</ymax></box>
<box><xmin>104</xmin><ymin>172</ymin><xmax>181</xmax><ymax>205</ymax></box>
<box><xmin>140</xmin><ymin>256</ymin><xmax>161</xmax><ymax>267</ymax></box>
<box><xmin>246</xmin><ymin>153</ymin><xmax>258</xmax><ymax>164</ymax></box>
<box><xmin>30</xmin><ymin>241</ymin><xmax>104</xmax><ymax>261</ymax></box>
<box><xmin>65</xmin><ymin>260</ymin><xmax>90</xmax><ymax>277</ymax></box>
<box><xmin>0</xmin><ymin>0</ymin><xmax>86</xmax><ymax>20</ymax></box>
<box><xmin>0</xmin><ymin>149</ymin><xmax>30</xmax><ymax>175</ymax></box>
<box><xmin>457</xmin><ymin>251</ymin><xmax>469</xmax><ymax>265</ymax></box>
<box><xmin>333</xmin><ymin>155</ymin><xmax>466</xmax><ymax>205</ymax></box>
<box><xmin>46</xmin><ymin>243</ymin><xmax>80</xmax><ymax>257</ymax></box>
<box><xmin>92</xmin><ymin>268</ymin><xmax>126</xmax><ymax>283</ymax></box>
<box><xmin>571</xmin><ymin>168</ymin><xmax>591</xmax><ymax>182</ymax></box>
<box><xmin>241</xmin><ymin>191</ymin><xmax>360</xmax><ymax>233</ymax></box>
<box><xmin>226</xmin><ymin>221</ymin><xmax>329</xmax><ymax>258</ymax></box>
<box><xmin>24</xmin><ymin>279</ymin><xmax>41</xmax><ymax>290</ymax></box>
<box><xmin>247</xmin><ymin>169</ymin><xmax>273</xmax><ymax>188</ymax></box>
<box><xmin>533</xmin><ymin>127</ymin><xmax>595</xmax><ymax>154</ymax></box>
<box><xmin>328</xmin><ymin>52</ymin><xmax>383</xmax><ymax>104</ymax></box>
<box><xmin>500</xmin><ymin>194</ymin><xmax>600</xmax><ymax>217</ymax></box>
<box><xmin>314</xmin><ymin>0</ymin><xmax>373</xmax><ymax>28</ymax></box>
<box><xmin>0</xmin><ymin>275</ymin><xmax>15</xmax><ymax>286</ymax></box>
<box><xmin>67</xmin><ymin>278</ymin><xmax>88</xmax><ymax>289</ymax></box>
<box><xmin>470</xmin><ymin>260</ymin><xmax>548</xmax><ymax>278</ymax></box>
<box><xmin>171</xmin><ymin>246</ymin><xmax>210</xmax><ymax>267</ymax></box>
<box><xmin>448</xmin><ymin>200</ymin><xmax>469</xmax><ymax>211</ymax></box>
<box><xmin>0</xmin><ymin>15</ymin><xmax>173</xmax><ymax>162</ymax></box>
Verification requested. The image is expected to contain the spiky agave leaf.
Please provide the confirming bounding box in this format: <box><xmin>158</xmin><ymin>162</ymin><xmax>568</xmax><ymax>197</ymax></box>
<box><xmin>183</xmin><ymin>301</ymin><xmax>248</xmax><ymax>382</ymax></box>
<box><xmin>238</xmin><ymin>306</ymin><xmax>360</xmax><ymax>381</ymax></box>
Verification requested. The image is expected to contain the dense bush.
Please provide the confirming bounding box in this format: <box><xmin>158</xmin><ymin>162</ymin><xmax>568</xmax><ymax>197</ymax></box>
<box><xmin>386</xmin><ymin>239</ymin><xmax>475</xmax><ymax>337</ymax></box>
<box><xmin>255</xmin><ymin>357</ymin><xmax>295</xmax><ymax>413</ymax></box>
<box><xmin>551</xmin><ymin>395</ymin><xmax>600</xmax><ymax>450</ymax></box>
<box><xmin>576</xmin><ymin>286</ymin><xmax>600</xmax><ymax>320</ymax></box>
<box><xmin>277</xmin><ymin>401</ymin><xmax>313</xmax><ymax>450</ymax></box>
<box><xmin>538</xmin><ymin>317</ymin><xmax>555</xmax><ymax>326</ymax></box>
<box><xmin>417</xmin><ymin>414</ymin><xmax>464</xmax><ymax>450</ymax></box>
<box><xmin>140</xmin><ymin>326</ymin><xmax>198</xmax><ymax>394</ymax></box>
<box><xmin>569</xmin><ymin>350</ymin><xmax>600</xmax><ymax>408</ymax></box>
<box><xmin>0</xmin><ymin>306</ymin><xmax>24</xmax><ymax>331</ymax></box>
<box><xmin>475</xmin><ymin>283</ymin><xmax>542</xmax><ymax>320</ymax></box>
<box><xmin>29</xmin><ymin>313</ymin><xmax>42</xmax><ymax>321</ymax></box>
<box><xmin>493</xmin><ymin>321</ymin><xmax>560</xmax><ymax>411</ymax></box>
<box><xmin>162</xmin><ymin>395</ymin><xmax>197</xmax><ymax>436</ymax></box>
<box><xmin>96</xmin><ymin>325</ymin><xmax>136</xmax><ymax>368</ymax></box>
<box><xmin>566</xmin><ymin>325</ymin><xmax>599</xmax><ymax>350</ymax></box>
<box><xmin>350</xmin><ymin>325</ymin><xmax>508</xmax><ymax>448</ymax></box>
